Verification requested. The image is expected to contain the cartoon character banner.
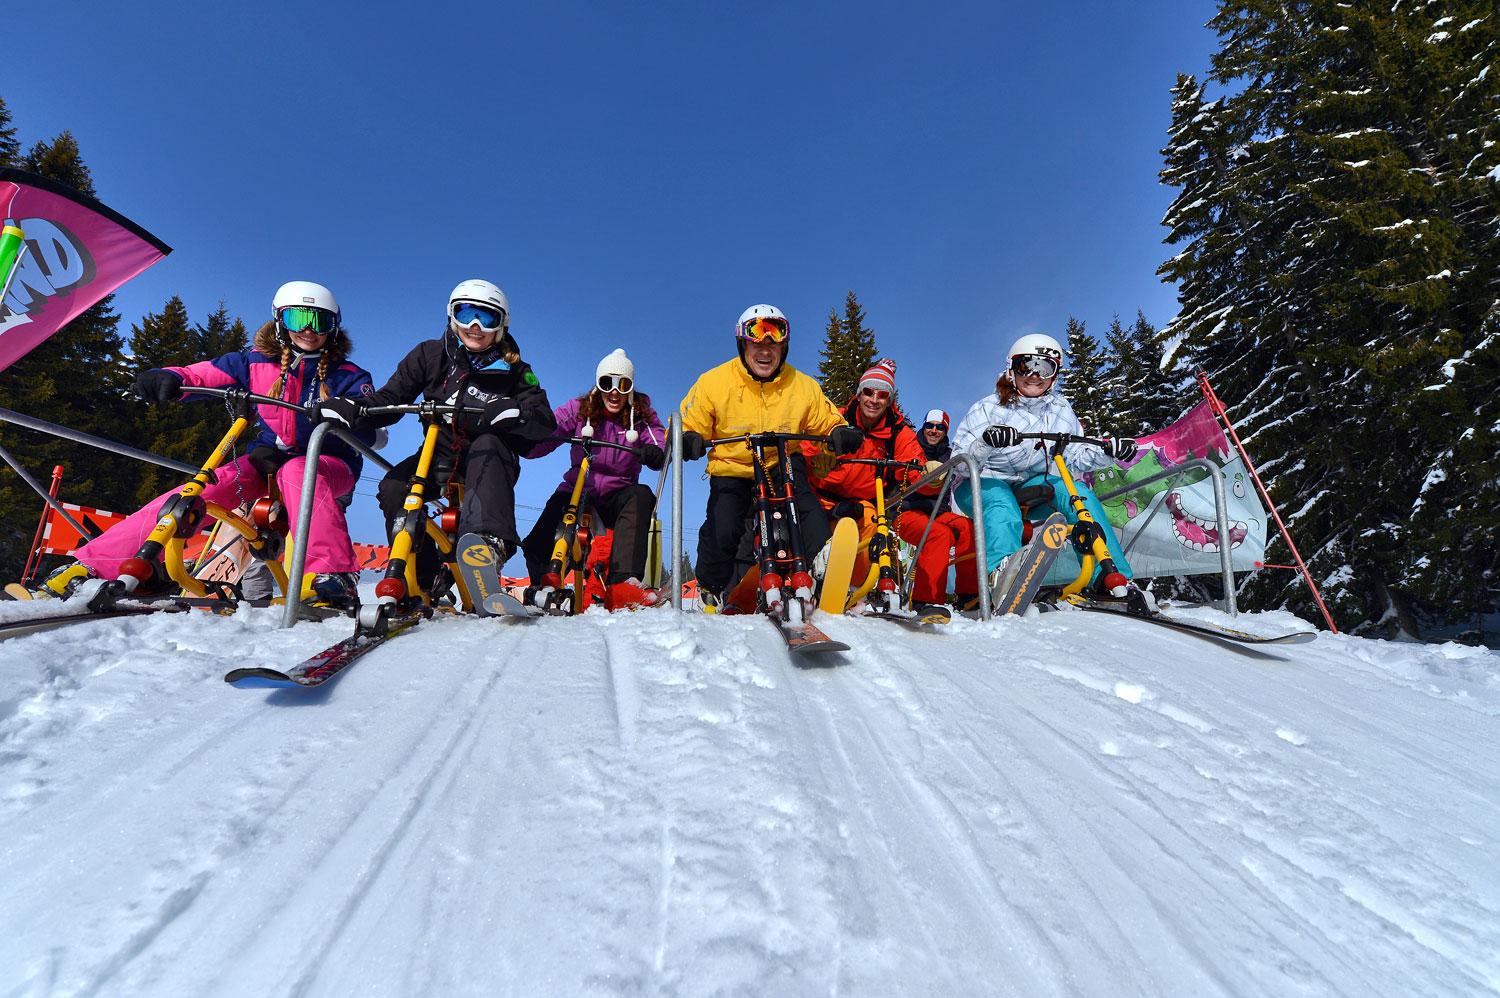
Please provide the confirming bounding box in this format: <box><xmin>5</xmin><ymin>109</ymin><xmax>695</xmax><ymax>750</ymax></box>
<box><xmin>1085</xmin><ymin>400</ymin><xmax>1267</xmax><ymax>579</ymax></box>
<box><xmin>0</xmin><ymin>168</ymin><xmax>170</xmax><ymax>373</ymax></box>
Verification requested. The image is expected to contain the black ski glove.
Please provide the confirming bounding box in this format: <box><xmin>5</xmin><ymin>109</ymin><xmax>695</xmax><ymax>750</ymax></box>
<box><xmin>319</xmin><ymin>396</ymin><xmax>368</xmax><ymax>429</ymax></box>
<box><xmin>829</xmin><ymin>425</ymin><xmax>864</xmax><ymax>456</ymax></box>
<box><xmin>247</xmin><ymin>445</ymin><xmax>294</xmax><ymax>477</ymax></box>
<box><xmin>1103</xmin><ymin>437</ymin><xmax>1138</xmax><ymax>462</ymax></box>
<box><xmin>830</xmin><ymin>499</ymin><xmax>865</xmax><ymax>525</ymax></box>
<box><xmin>480</xmin><ymin>396</ymin><xmax>523</xmax><ymax>431</ymax></box>
<box><xmin>982</xmin><ymin>424</ymin><xmax>1019</xmax><ymax>448</ymax></box>
<box><xmin>680</xmin><ymin>431</ymin><xmax>707</xmax><ymax>461</ymax></box>
<box><xmin>135</xmin><ymin>369</ymin><xmax>183</xmax><ymax>403</ymax></box>
<box><xmin>638</xmin><ymin>443</ymin><xmax>666</xmax><ymax>471</ymax></box>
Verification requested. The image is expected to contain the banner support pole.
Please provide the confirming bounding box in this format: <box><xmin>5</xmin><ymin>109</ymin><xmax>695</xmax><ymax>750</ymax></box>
<box><xmin>1196</xmin><ymin>371</ymin><xmax>1338</xmax><ymax>632</ymax></box>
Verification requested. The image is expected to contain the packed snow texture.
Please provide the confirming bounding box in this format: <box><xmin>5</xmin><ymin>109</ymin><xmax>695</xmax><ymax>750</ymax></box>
<box><xmin>1</xmin><ymin>602</ymin><xmax>1497</xmax><ymax>996</ymax></box>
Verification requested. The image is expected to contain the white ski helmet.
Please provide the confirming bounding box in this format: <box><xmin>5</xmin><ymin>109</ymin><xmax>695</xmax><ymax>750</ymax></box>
<box><xmin>1008</xmin><ymin>332</ymin><xmax>1064</xmax><ymax>366</ymax></box>
<box><xmin>595</xmin><ymin>347</ymin><xmax>635</xmax><ymax>386</ymax></box>
<box><xmin>736</xmin><ymin>303</ymin><xmax>788</xmax><ymax>340</ymax></box>
<box><xmin>448</xmin><ymin>279</ymin><xmax>510</xmax><ymax>331</ymax></box>
<box><xmin>272</xmin><ymin>280</ymin><xmax>339</xmax><ymax>318</ymax></box>
<box><xmin>1006</xmin><ymin>332</ymin><xmax>1064</xmax><ymax>381</ymax></box>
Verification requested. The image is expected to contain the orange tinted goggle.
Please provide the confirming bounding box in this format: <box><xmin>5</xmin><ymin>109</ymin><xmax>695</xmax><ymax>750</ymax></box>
<box><xmin>738</xmin><ymin>316</ymin><xmax>789</xmax><ymax>344</ymax></box>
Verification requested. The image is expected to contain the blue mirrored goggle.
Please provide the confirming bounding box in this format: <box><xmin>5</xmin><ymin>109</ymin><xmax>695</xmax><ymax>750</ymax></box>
<box><xmin>451</xmin><ymin>301</ymin><xmax>506</xmax><ymax>331</ymax></box>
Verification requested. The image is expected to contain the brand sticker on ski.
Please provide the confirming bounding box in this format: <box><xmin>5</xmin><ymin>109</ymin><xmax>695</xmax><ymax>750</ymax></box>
<box><xmin>1042</xmin><ymin>522</ymin><xmax>1069</xmax><ymax>549</ymax></box>
<box><xmin>461</xmin><ymin>545</ymin><xmax>495</xmax><ymax>568</ymax></box>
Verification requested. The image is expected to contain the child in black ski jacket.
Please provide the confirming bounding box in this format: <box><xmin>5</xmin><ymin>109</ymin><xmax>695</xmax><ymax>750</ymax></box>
<box><xmin>320</xmin><ymin>280</ymin><xmax>555</xmax><ymax>575</ymax></box>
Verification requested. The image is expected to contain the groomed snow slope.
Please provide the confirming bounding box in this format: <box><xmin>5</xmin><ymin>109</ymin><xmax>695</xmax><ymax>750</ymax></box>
<box><xmin>1</xmin><ymin>603</ymin><xmax>1497</xmax><ymax>997</ymax></box>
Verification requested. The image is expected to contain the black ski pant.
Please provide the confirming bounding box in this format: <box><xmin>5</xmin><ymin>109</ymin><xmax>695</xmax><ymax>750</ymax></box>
<box><xmin>695</xmin><ymin>455</ymin><xmax>831</xmax><ymax>598</ymax></box>
<box><xmin>378</xmin><ymin>432</ymin><xmax>522</xmax><ymax>583</ymax></box>
<box><xmin>520</xmin><ymin>483</ymin><xmax>656</xmax><ymax>585</ymax></box>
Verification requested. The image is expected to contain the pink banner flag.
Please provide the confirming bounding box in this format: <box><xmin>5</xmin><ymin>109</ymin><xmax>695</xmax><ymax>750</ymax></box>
<box><xmin>0</xmin><ymin>168</ymin><xmax>170</xmax><ymax>373</ymax></box>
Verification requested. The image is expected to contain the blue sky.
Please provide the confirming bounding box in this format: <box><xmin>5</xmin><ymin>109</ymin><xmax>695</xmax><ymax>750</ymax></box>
<box><xmin>6</xmin><ymin>0</ymin><xmax>1219</xmax><ymax>554</ymax></box>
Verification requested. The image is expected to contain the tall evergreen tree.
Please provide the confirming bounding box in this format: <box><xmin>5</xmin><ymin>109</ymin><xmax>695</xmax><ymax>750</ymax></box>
<box><xmin>1159</xmin><ymin>1</ymin><xmax>1500</xmax><ymax>637</ymax></box>
<box><xmin>197</xmin><ymin>301</ymin><xmax>248</xmax><ymax>357</ymax></box>
<box><xmin>128</xmin><ymin>297</ymin><xmax>226</xmax><ymax>504</ymax></box>
<box><xmin>816</xmin><ymin>307</ymin><xmax>850</xmax><ymax>400</ymax></box>
<box><xmin>0</xmin><ymin>125</ymin><xmax>138</xmax><ymax>575</ymax></box>
<box><xmin>1062</xmin><ymin>317</ymin><xmax>1110</xmax><ymax>435</ymax></box>
<box><xmin>816</xmin><ymin>291</ymin><xmax>882</xmax><ymax>407</ymax></box>
<box><xmin>0</xmin><ymin>97</ymin><xmax>19</xmax><ymax>167</ymax></box>
<box><xmin>1105</xmin><ymin>312</ymin><xmax>1185</xmax><ymax>436</ymax></box>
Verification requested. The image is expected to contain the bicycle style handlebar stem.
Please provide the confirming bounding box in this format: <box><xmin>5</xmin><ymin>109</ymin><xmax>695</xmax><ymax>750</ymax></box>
<box><xmin>706</xmin><ymin>430</ymin><xmax>839</xmax><ymax>449</ymax></box>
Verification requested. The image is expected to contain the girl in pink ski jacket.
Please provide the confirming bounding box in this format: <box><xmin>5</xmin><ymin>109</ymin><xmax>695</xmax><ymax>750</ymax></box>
<box><xmin>53</xmin><ymin>282</ymin><xmax>374</xmax><ymax>608</ymax></box>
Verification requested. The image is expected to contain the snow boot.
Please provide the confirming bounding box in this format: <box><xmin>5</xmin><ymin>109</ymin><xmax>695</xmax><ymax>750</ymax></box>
<box><xmin>911</xmin><ymin>602</ymin><xmax>952</xmax><ymax>624</ymax></box>
<box><xmin>605</xmin><ymin>578</ymin><xmax>659</xmax><ymax>612</ymax></box>
<box><xmin>306</xmin><ymin>571</ymin><xmax>361</xmax><ymax>611</ymax></box>
<box><xmin>12</xmin><ymin>561</ymin><xmax>100</xmax><ymax>600</ymax></box>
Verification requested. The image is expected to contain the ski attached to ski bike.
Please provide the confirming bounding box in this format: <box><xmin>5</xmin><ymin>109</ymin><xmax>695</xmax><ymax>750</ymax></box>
<box><xmin>992</xmin><ymin>512</ymin><xmax>1070</xmax><ymax>616</ymax></box>
<box><xmin>224</xmin><ymin>610</ymin><xmax>427</xmax><ymax>688</ymax></box>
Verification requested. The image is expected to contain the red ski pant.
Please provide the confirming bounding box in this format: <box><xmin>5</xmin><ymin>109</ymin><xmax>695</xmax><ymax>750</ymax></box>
<box><xmin>895</xmin><ymin>510</ymin><xmax>979</xmax><ymax>605</ymax></box>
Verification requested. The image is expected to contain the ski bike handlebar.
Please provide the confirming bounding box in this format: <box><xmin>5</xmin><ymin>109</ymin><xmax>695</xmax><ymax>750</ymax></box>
<box><xmin>834</xmin><ymin>456</ymin><xmax>927</xmax><ymax>470</ymax></box>
<box><xmin>162</xmin><ymin>385</ymin><xmax>310</xmax><ymax>415</ymax></box>
<box><xmin>361</xmin><ymin>401</ymin><xmax>464</xmax><ymax>418</ymax></box>
<box><xmin>548</xmin><ymin>433</ymin><xmax>647</xmax><ymax>458</ymax></box>
<box><xmin>705</xmin><ymin>431</ymin><xmax>842</xmax><ymax>448</ymax></box>
<box><xmin>1014</xmin><ymin>430</ymin><xmax>1112</xmax><ymax>450</ymax></box>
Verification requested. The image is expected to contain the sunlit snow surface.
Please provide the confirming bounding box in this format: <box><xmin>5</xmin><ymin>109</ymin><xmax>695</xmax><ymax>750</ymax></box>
<box><xmin>1</xmin><ymin>600</ymin><xmax>1497</xmax><ymax>996</ymax></box>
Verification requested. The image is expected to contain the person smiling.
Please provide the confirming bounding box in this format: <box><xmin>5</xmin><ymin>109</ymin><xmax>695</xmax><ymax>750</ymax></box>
<box><xmin>31</xmin><ymin>281</ymin><xmax>376</xmax><ymax>609</ymax></box>
<box><xmin>319</xmin><ymin>279</ymin><xmax>555</xmax><ymax>583</ymax></box>
<box><xmin>678</xmin><ymin>304</ymin><xmax>861</xmax><ymax>606</ymax></box>
<box><xmin>522</xmin><ymin>348</ymin><xmax>666</xmax><ymax>611</ymax></box>
<box><xmin>952</xmin><ymin>333</ymin><xmax>1139</xmax><ymax>597</ymax></box>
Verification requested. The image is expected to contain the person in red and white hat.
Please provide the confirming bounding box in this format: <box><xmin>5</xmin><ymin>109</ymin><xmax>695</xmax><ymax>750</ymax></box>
<box><xmin>803</xmin><ymin>360</ymin><xmax>977</xmax><ymax>618</ymax></box>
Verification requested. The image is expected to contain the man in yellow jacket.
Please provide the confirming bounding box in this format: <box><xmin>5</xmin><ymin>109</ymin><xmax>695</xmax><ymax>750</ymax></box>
<box><xmin>680</xmin><ymin>303</ymin><xmax>862</xmax><ymax>602</ymax></box>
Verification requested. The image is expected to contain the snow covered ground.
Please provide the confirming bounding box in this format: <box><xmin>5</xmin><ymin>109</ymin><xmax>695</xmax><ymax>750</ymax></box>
<box><xmin>1</xmin><ymin>600</ymin><xmax>1497</xmax><ymax>996</ymax></box>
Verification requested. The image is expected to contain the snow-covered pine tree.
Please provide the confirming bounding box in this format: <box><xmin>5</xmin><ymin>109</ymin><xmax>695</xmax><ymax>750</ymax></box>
<box><xmin>1160</xmin><ymin>1</ymin><xmax>1500</xmax><ymax>638</ymax></box>
<box><xmin>1062</xmin><ymin>317</ymin><xmax>1110</xmax><ymax>435</ymax></box>
<box><xmin>1106</xmin><ymin>311</ymin><xmax>1186</xmax><ymax>437</ymax></box>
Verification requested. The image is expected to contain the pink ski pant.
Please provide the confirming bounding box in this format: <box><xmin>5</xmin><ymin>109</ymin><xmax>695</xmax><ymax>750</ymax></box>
<box><xmin>74</xmin><ymin>454</ymin><xmax>361</xmax><ymax>577</ymax></box>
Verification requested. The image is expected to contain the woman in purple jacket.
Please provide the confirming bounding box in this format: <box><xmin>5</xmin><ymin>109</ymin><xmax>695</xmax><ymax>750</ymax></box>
<box><xmin>521</xmin><ymin>348</ymin><xmax>666</xmax><ymax>609</ymax></box>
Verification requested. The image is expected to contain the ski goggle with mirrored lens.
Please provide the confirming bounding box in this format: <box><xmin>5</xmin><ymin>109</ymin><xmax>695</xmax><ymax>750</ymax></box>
<box><xmin>737</xmin><ymin>316</ymin><xmax>789</xmax><ymax>344</ymax></box>
<box><xmin>1011</xmin><ymin>353</ymin><xmax>1060</xmax><ymax>379</ymax></box>
<box><xmin>278</xmin><ymin>306</ymin><xmax>339</xmax><ymax>336</ymax></box>
<box><xmin>450</xmin><ymin>301</ymin><xmax>506</xmax><ymax>331</ymax></box>
<box><xmin>597</xmin><ymin>373</ymin><xmax>633</xmax><ymax>394</ymax></box>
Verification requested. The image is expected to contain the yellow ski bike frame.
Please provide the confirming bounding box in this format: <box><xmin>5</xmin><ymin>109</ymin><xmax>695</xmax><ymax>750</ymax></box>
<box><xmin>530</xmin><ymin>431</ymin><xmax>644</xmax><ymax>615</ymax></box>
<box><xmin>115</xmin><ymin>386</ymin><xmax>296</xmax><ymax>601</ymax></box>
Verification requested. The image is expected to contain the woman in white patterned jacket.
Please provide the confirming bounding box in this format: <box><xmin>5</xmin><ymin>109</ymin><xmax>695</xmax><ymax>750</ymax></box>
<box><xmin>952</xmin><ymin>333</ymin><xmax>1139</xmax><ymax>595</ymax></box>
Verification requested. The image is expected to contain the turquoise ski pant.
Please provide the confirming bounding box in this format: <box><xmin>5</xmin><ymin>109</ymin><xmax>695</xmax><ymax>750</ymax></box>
<box><xmin>954</xmin><ymin>473</ymin><xmax>1132</xmax><ymax>582</ymax></box>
